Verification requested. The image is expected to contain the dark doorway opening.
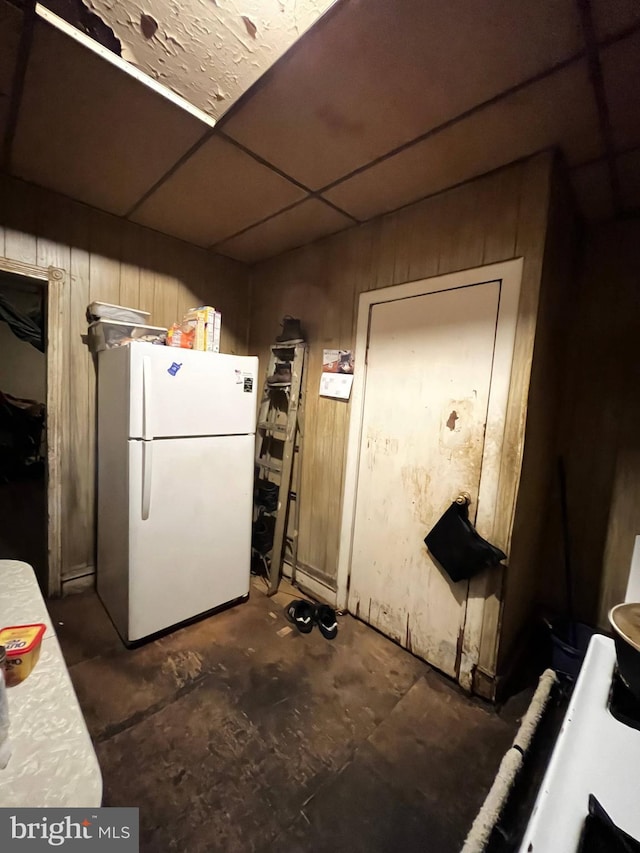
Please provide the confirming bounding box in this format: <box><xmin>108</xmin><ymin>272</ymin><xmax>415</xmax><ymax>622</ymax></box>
<box><xmin>0</xmin><ymin>270</ymin><xmax>47</xmax><ymax>589</ymax></box>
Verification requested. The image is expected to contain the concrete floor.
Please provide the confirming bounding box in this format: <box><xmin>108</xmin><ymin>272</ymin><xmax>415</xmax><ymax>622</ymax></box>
<box><xmin>47</xmin><ymin>580</ymin><xmax>519</xmax><ymax>853</ymax></box>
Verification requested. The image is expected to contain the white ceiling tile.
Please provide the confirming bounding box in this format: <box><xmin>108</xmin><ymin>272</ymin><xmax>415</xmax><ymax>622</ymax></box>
<box><xmin>214</xmin><ymin>198</ymin><xmax>353</xmax><ymax>263</ymax></box>
<box><xmin>81</xmin><ymin>0</ymin><xmax>336</xmax><ymax>120</ymax></box>
<box><xmin>11</xmin><ymin>17</ymin><xmax>209</xmax><ymax>216</ymax></box>
<box><xmin>131</xmin><ymin>134</ymin><xmax>308</xmax><ymax>246</ymax></box>
<box><xmin>617</xmin><ymin>148</ymin><xmax>640</xmax><ymax>209</ymax></box>
<box><xmin>323</xmin><ymin>62</ymin><xmax>602</xmax><ymax>221</ymax></box>
<box><xmin>591</xmin><ymin>0</ymin><xmax>640</xmax><ymax>41</ymax></box>
<box><xmin>223</xmin><ymin>0</ymin><xmax>583</xmax><ymax>190</ymax></box>
<box><xmin>601</xmin><ymin>30</ymin><xmax>640</xmax><ymax>152</ymax></box>
<box><xmin>571</xmin><ymin>160</ymin><xmax>614</xmax><ymax>221</ymax></box>
<box><xmin>0</xmin><ymin>0</ymin><xmax>22</xmax><ymax>142</ymax></box>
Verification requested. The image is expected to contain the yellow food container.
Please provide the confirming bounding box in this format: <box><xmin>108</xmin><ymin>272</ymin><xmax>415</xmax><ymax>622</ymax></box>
<box><xmin>0</xmin><ymin>623</ymin><xmax>46</xmax><ymax>686</ymax></box>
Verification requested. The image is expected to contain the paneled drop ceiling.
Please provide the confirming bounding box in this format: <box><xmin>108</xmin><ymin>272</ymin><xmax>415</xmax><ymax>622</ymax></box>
<box><xmin>13</xmin><ymin>13</ymin><xmax>210</xmax><ymax>215</ymax></box>
<box><xmin>222</xmin><ymin>0</ymin><xmax>586</xmax><ymax>189</ymax></box>
<box><xmin>2</xmin><ymin>0</ymin><xmax>640</xmax><ymax>263</ymax></box>
<box><xmin>130</xmin><ymin>134</ymin><xmax>307</xmax><ymax>244</ymax></box>
<box><xmin>323</xmin><ymin>61</ymin><xmax>601</xmax><ymax>221</ymax></box>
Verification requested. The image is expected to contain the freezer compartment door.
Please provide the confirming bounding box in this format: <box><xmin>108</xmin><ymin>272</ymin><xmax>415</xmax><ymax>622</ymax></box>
<box><xmin>128</xmin><ymin>434</ymin><xmax>253</xmax><ymax>641</ymax></box>
<box><xmin>128</xmin><ymin>344</ymin><xmax>258</xmax><ymax>438</ymax></box>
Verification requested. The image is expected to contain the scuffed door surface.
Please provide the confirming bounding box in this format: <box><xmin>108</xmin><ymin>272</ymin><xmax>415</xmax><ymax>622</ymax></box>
<box><xmin>349</xmin><ymin>281</ymin><xmax>500</xmax><ymax>677</ymax></box>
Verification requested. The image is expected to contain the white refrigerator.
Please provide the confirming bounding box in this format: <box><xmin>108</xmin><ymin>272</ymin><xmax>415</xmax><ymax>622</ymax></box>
<box><xmin>96</xmin><ymin>342</ymin><xmax>258</xmax><ymax>644</ymax></box>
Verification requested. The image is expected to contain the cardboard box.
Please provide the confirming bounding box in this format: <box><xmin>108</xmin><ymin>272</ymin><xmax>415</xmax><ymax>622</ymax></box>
<box><xmin>183</xmin><ymin>306</ymin><xmax>216</xmax><ymax>352</ymax></box>
<box><xmin>211</xmin><ymin>310</ymin><xmax>221</xmax><ymax>353</ymax></box>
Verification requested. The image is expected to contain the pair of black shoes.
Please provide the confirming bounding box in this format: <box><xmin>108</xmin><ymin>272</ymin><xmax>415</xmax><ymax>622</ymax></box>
<box><xmin>286</xmin><ymin>600</ymin><xmax>338</xmax><ymax>640</ymax></box>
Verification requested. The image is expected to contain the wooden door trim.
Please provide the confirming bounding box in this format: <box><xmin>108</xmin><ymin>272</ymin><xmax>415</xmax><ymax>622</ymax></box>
<box><xmin>337</xmin><ymin>259</ymin><xmax>524</xmax><ymax>686</ymax></box>
<box><xmin>0</xmin><ymin>257</ymin><xmax>64</xmax><ymax>597</ymax></box>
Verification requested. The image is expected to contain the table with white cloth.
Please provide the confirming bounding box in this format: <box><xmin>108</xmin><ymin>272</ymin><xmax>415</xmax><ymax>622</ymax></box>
<box><xmin>0</xmin><ymin>560</ymin><xmax>102</xmax><ymax>806</ymax></box>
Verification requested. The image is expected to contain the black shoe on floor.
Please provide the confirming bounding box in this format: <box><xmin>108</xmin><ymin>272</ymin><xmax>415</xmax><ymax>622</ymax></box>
<box><xmin>286</xmin><ymin>600</ymin><xmax>315</xmax><ymax>634</ymax></box>
<box><xmin>315</xmin><ymin>604</ymin><xmax>338</xmax><ymax>640</ymax></box>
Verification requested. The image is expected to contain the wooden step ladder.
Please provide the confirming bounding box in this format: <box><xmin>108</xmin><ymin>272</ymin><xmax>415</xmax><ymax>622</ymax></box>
<box><xmin>254</xmin><ymin>341</ymin><xmax>307</xmax><ymax>594</ymax></box>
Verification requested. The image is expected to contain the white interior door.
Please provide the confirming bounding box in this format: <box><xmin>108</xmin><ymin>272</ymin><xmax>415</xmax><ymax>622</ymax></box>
<box><xmin>348</xmin><ymin>281</ymin><xmax>501</xmax><ymax>677</ymax></box>
<box><xmin>128</xmin><ymin>433</ymin><xmax>253</xmax><ymax>641</ymax></box>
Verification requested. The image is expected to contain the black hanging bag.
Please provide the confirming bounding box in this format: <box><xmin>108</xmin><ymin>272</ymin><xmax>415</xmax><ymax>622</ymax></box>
<box><xmin>424</xmin><ymin>498</ymin><xmax>506</xmax><ymax>583</ymax></box>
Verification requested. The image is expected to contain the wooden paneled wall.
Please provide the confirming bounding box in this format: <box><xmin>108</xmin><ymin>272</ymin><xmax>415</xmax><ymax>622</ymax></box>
<box><xmin>548</xmin><ymin>220</ymin><xmax>640</xmax><ymax>628</ymax></box>
<box><xmin>0</xmin><ymin>174</ymin><xmax>249</xmax><ymax>587</ymax></box>
<box><xmin>497</xmin><ymin>163</ymin><xmax>580</xmax><ymax>671</ymax></box>
<box><xmin>249</xmin><ymin>152</ymin><xmax>554</xmax><ymax>620</ymax></box>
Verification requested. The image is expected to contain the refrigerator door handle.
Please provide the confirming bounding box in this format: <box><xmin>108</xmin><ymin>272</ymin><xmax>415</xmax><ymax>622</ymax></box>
<box><xmin>142</xmin><ymin>441</ymin><xmax>153</xmax><ymax>520</ymax></box>
<box><xmin>142</xmin><ymin>355</ymin><xmax>153</xmax><ymax>441</ymax></box>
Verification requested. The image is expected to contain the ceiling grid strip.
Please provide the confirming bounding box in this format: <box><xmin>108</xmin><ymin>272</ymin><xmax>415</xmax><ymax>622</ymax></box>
<box><xmin>4</xmin><ymin>0</ymin><xmax>640</xmax><ymax>256</ymax></box>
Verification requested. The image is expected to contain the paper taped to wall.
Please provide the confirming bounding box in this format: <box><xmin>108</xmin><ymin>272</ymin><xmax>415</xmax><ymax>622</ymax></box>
<box><xmin>320</xmin><ymin>372</ymin><xmax>353</xmax><ymax>400</ymax></box>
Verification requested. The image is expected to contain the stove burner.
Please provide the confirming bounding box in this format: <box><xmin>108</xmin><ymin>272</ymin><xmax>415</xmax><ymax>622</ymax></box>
<box><xmin>578</xmin><ymin>795</ymin><xmax>640</xmax><ymax>853</ymax></box>
<box><xmin>608</xmin><ymin>669</ymin><xmax>640</xmax><ymax>731</ymax></box>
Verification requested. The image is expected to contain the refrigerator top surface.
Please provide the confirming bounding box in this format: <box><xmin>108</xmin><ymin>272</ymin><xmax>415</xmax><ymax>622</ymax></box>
<box><xmin>102</xmin><ymin>343</ymin><xmax>259</xmax><ymax>439</ymax></box>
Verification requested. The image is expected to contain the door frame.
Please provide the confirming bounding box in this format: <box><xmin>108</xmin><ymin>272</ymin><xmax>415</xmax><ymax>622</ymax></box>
<box><xmin>0</xmin><ymin>257</ymin><xmax>64</xmax><ymax>597</ymax></box>
<box><xmin>337</xmin><ymin>259</ymin><xmax>524</xmax><ymax>686</ymax></box>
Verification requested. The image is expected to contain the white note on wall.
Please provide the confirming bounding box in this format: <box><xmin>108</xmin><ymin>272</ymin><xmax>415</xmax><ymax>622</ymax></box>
<box><xmin>319</xmin><ymin>372</ymin><xmax>354</xmax><ymax>400</ymax></box>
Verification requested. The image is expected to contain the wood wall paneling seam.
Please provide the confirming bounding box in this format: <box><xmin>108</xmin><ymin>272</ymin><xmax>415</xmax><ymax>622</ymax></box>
<box><xmin>45</xmin><ymin>266</ymin><xmax>64</xmax><ymax>596</ymax></box>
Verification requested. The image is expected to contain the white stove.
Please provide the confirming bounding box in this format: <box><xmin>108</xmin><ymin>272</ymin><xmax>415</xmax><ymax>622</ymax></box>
<box><xmin>518</xmin><ymin>535</ymin><xmax>640</xmax><ymax>853</ymax></box>
<box><xmin>518</xmin><ymin>635</ymin><xmax>640</xmax><ymax>851</ymax></box>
